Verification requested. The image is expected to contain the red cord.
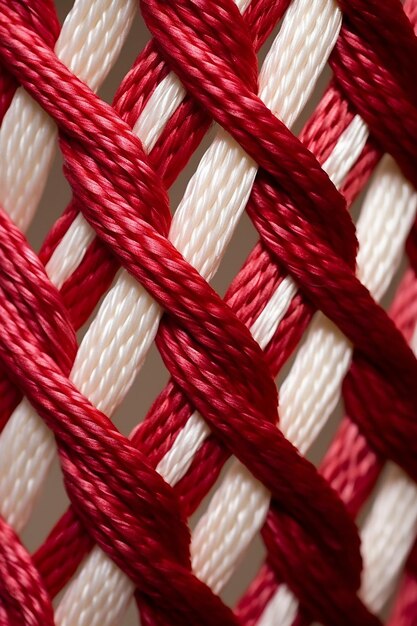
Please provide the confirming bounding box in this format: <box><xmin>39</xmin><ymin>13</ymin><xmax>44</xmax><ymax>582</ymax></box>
<box><xmin>0</xmin><ymin>3</ymin><xmax>362</xmax><ymax>624</ymax></box>
<box><xmin>0</xmin><ymin>1</ymin><xmax>415</xmax><ymax>624</ymax></box>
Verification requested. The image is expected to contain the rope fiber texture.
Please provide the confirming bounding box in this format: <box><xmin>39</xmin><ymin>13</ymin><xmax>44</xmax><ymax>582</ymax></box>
<box><xmin>0</xmin><ymin>0</ymin><xmax>416</xmax><ymax>624</ymax></box>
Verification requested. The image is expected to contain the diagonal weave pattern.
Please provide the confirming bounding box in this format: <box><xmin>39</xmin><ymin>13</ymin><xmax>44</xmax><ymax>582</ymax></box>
<box><xmin>0</xmin><ymin>0</ymin><xmax>416</xmax><ymax>624</ymax></box>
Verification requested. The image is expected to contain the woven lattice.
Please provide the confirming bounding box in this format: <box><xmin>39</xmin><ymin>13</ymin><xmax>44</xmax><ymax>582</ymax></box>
<box><xmin>0</xmin><ymin>0</ymin><xmax>416</xmax><ymax>624</ymax></box>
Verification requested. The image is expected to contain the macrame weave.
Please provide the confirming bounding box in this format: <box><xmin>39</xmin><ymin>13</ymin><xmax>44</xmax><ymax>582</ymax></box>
<box><xmin>0</xmin><ymin>0</ymin><xmax>416</xmax><ymax>624</ymax></box>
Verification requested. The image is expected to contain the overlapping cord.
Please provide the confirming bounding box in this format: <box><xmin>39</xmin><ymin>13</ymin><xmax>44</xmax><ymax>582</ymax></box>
<box><xmin>0</xmin><ymin>1</ymin><xmax>411</xmax><ymax>624</ymax></box>
<box><xmin>2</xmin><ymin>0</ymin><xmax>290</xmax><ymax>604</ymax></box>
<box><xmin>0</xmin><ymin>1</ymin><xmax>300</xmax><ymax>620</ymax></box>
<box><xmin>0</xmin><ymin>0</ymin><xmax>368</xmax><ymax>612</ymax></box>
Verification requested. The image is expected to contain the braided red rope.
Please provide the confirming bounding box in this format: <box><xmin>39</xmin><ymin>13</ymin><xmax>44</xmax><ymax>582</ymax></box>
<box><xmin>0</xmin><ymin>7</ymin><xmax>365</xmax><ymax>623</ymax></box>
<box><xmin>0</xmin><ymin>1</ymin><xmax>415</xmax><ymax>625</ymax></box>
<box><xmin>0</xmin><ymin>0</ymin><xmax>289</xmax><ymax>593</ymax></box>
<box><xmin>237</xmin><ymin>2</ymin><xmax>417</xmax><ymax>621</ymax></box>
<box><xmin>141</xmin><ymin>0</ymin><xmax>417</xmax><ymax>488</ymax></box>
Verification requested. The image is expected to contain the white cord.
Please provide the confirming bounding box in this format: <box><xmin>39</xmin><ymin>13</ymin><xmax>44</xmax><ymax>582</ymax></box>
<box><xmin>0</xmin><ymin>0</ymin><xmax>136</xmax><ymax>231</ymax></box>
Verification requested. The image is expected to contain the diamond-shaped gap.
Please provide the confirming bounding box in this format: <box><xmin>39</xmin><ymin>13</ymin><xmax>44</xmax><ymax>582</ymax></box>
<box><xmin>212</xmin><ymin>210</ymin><xmax>259</xmax><ymax>298</ymax></box>
<box><xmin>55</xmin><ymin>0</ymin><xmax>72</xmax><ymax>24</ymax></box>
<box><xmin>123</xmin><ymin>604</ymin><xmax>139</xmax><ymax>626</ymax></box>
<box><xmin>111</xmin><ymin>340</ymin><xmax>170</xmax><ymax>437</ymax></box>
<box><xmin>256</xmin><ymin>3</ymin><xmax>286</xmax><ymax>67</ymax></box>
<box><xmin>354</xmin><ymin>463</ymin><xmax>402</xmax><ymax>623</ymax></box>
<box><xmin>381</xmin><ymin>250</ymin><xmax>409</xmax><ymax>311</ymax></box>
<box><xmin>292</xmin><ymin>63</ymin><xmax>332</xmax><ymax>138</ymax></box>
<box><xmin>304</xmin><ymin>395</ymin><xmax>344</xmax><ymax>466</ymax></box>
<box><xmin>168</xmin><ymin>122</ymin><xmax>217</xmax><ymax>212</ymax></box>
<box><xmin>221</xmin><ymin>534</ymin><xmax>267</xmax><ymax>608</ymax></box>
